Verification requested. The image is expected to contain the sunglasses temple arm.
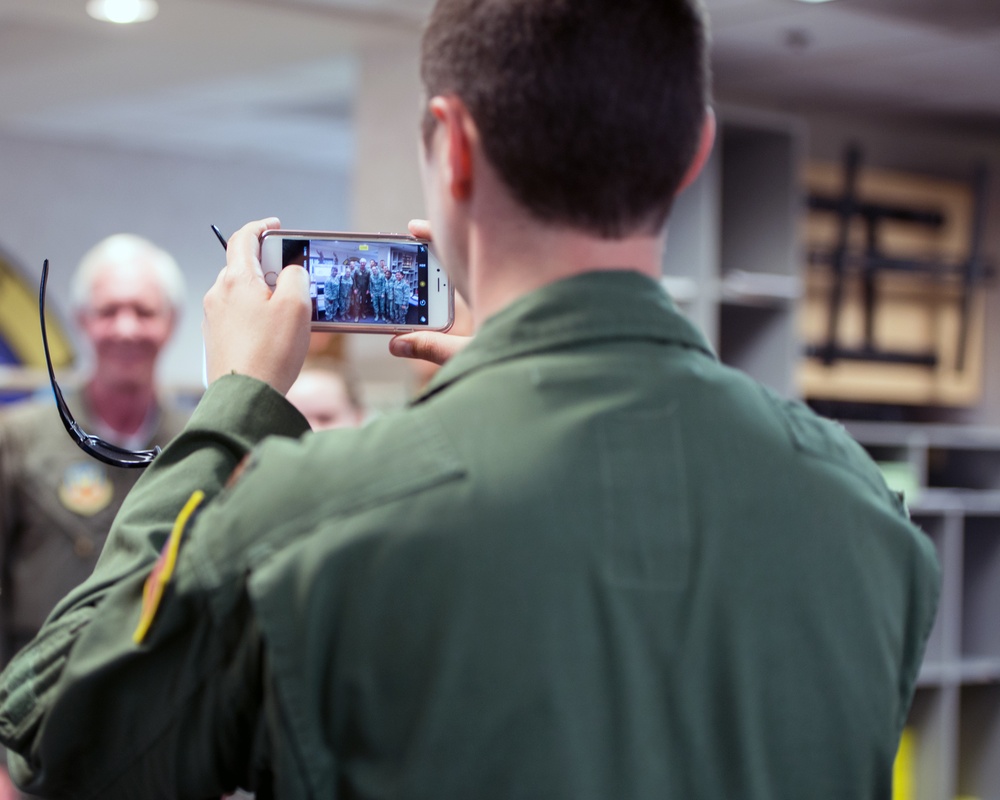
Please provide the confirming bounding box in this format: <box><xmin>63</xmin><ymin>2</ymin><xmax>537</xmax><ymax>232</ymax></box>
<box><xmin>38</xmin><ymin>260</ymin><xmax>76</xmax><ymax>435</ymax></box>
<box><xmin>39</xmin><ymin>261</ymin><xmax>105</xmax><ymax>446</ymax></box>
<box><xmin>39</xmin><ymin>259</ymin><xmax>160</xmax><ymax>468</ymax></box>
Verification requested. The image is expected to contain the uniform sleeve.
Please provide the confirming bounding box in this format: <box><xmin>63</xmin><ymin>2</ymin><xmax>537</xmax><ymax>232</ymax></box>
<box><xmin>0</xmin><ymin>415</ymin><xmax>13</xmax><ymax>580</ymax></box>
<box><xmin>897</xmin><ymin>526</ymin><xmax>942</xmax><ymax>733</ymax></box>
<box><xmin>0</xmin><ymin>374</ymin><xmax>309</xmax><ymax>799</ymax></box>
<box><xmin>0</xmin><ymin>413</ymin><xmax>20</xmax><ymax>775</ymax></box>
<box><xmin>0</xmin><ymin>412</ymin><xmax>24</xmax><ymax>668</ymax></box>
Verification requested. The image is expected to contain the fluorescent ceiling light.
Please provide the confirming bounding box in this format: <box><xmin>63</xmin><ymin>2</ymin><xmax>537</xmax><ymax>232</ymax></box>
<box><xmin>86</xmin><ymin>0</ymin><xmax>159</xmax><ymax>24</ymax></box>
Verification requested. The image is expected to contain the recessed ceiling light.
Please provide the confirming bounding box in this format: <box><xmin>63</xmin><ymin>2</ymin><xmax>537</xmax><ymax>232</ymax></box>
<box><xmin>86</xmin><ymin>0</ymin><xmax>159</xmax><ymax>24</ymax></box>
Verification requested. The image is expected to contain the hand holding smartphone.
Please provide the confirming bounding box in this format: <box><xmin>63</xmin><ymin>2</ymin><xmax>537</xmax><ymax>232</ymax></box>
<box><xmin>259</xmin><ymin>230</ymin><xmax>454</xmax><ymax>333</ymax></box>
<box><xmin>203</xmin><ymin>218</ymin><xmax>313</xmax><ymax>393</ymax></box>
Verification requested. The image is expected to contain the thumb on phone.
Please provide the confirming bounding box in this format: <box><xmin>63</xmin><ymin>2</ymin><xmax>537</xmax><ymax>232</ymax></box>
<box><xmin>389</xmin><ymin>331</ymin><xmax>470</xmax><ymax>366</ymax></box>
<box><xmin>408</xmin><ymin>219</ymin><xmax>432</xmax><ymax>241</ymax></box>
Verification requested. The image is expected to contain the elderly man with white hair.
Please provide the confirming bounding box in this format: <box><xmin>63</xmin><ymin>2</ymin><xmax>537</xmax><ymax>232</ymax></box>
<box><xmin>0</xmin><ymin>233</ymin><xmax>188</xmax><ymax>663</ymax></box>
<box><xmin>0</xmin><ymin>233</ymin><xmax>189</xmax><ymax>796</ymax></box>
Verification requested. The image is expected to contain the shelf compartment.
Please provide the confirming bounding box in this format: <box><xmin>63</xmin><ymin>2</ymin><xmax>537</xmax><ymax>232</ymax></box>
<box><xmin>928</xmin><ymin>447</ymin><xmax>1000</xmax><ymax>492</ymax></box>
<box><xmin>910</xmin><ymin>514</ymin><xmax>951</xmax><ymax>666</ymax></box>
<box><xmin>962</xmin><ymin>517</ymin><xmax>1000</xmax><ymax>660</ymax></box>
<box><xmin>958</xmin><ymin>684</ymin><xmax>1000</xmax><ymax>799</ymax></box>
<box><xmin>718</xmin><ymin>304</ymin><xmax>797</xmax><ymax>395</ymax></box>
<box><xmin>906</xmin><ymin>685</ymin><xmax>958</xmax><ymax>800</ymax></box>
<box><xmin>720</xmin><ymin>123</ymin><xmax>799</xmax><ymax>278</ymax></box>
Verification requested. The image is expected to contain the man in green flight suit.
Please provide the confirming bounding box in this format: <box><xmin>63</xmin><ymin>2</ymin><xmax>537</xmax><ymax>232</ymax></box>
<box><xmin>392</xmin><ymin>270</ymin><xmax>410</xmax><ymax>324</ymax></box>
<box><xmin>0</xmin><ymin>1</ymin><xmax>939</xmax><ymax>799</ymax></box>
<box><xmin>380</xmin><ymin>264</ymin><xmax>393</xmax><ymax>324</ymax></box>
<box><xmin>323</xmin><ymin>267</ymin><xmax>340</xmax><ymax>322</ymax></box>
<box><xmin>369</xmin><ymin>262</ymin><xmax>387</xmax><ymax>323</ymax></box>
<box><xmin>337</xmin><ymin>262</ymin><xmax>353</xmax><ymax>322</ymax></box>
<box><xmin>0</xmin><ymin>233</ymin><xmax>190</xmax><ymax>799</ymax></box>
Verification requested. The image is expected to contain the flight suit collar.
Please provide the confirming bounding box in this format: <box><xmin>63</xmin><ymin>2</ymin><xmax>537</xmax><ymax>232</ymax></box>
<box><xmin>416</xmin><ymin>270</ymin><xmax>716</xmax><ymax>403</ymax></box>
<box><xmin>69</xmin><ymin>385</ymin><xmax>170</xmax><ymax>449</ymax></box>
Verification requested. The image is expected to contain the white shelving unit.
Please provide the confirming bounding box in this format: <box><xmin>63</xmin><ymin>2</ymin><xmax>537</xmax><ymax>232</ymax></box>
<box><xmin>661</xmin><ymin>106</ymin><xmax>999</xmax><ymax>799</ymax></box>
<box><xmin>662</xmin><ymin>106</ymin><xmax>805</xmax><ymax>396</ymax></box>
<box><xmin>843</xmin><ymin>421</ymin><xmax>1000</xmax><ymax>800</ymax></box>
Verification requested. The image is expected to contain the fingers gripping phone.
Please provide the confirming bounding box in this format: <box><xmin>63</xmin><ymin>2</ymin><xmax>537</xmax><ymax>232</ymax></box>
<box><xmin>260</xmin><ymin>230</ymin><xmax>454</xmax><ymax>333</ymax></box>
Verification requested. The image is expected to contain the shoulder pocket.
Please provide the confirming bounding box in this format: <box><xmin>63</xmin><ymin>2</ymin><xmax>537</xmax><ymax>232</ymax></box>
<box><xmin>764</xmin><ymin>388</ymin><xmax>906</xmax><ymax>515</ymax></box>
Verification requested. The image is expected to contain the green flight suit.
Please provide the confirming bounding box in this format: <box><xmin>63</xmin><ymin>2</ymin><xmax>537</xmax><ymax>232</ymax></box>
<box><xmin>0</xmin><ymin>392</ymin><xmax>189</xmax><ymax>664</ymax></box>
<box><xmin>337</xmin><ymin>272</ymin><xmax>352</xmax><ymax>319</ymax></box>
<box><xmin>369</xmin><ymin>269</ymin><xmax>387</xmax><ymax>321</ymax></box>
<box><xmin>0</xmin><ymin>272</ymin><xmax>939</xmax><ymax>799</ymax></box>
<box><xmin>392</xmin><ymin>277</ymin><xmax>410</xmax><ymax>323</ymax></box>
<box><xmin>323</xmin><ymin>276</ymin><xmax>340</xmax><ymax>321</ymax></box>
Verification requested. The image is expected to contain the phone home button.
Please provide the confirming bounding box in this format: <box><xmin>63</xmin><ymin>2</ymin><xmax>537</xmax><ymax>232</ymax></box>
<box><xmin>263</xmin><ymin>270</ymin><xmax>279</xmax><ymax>287</ymax></box>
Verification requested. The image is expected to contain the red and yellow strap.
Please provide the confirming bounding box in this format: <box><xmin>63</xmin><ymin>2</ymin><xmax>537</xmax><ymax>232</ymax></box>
<box><xmin>133</xmin><ymin>490</ymin><xmax>205</xmax><ymax>644</ymax></box>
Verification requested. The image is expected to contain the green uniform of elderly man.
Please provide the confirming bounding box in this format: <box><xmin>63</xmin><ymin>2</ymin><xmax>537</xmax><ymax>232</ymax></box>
<box><xmin>0</xmin><ymin>233</ymin><xmax>190</xmax><ymax>798</ymax></box>
<box><xmin>0</xmin><ymin>1</ymin><xmax>939</xmax><ymax>799</ymax></box>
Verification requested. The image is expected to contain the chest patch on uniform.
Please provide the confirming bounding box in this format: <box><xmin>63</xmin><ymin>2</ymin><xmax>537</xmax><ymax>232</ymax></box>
<box><xmin>58</xmin><ymin>462</ymin><xmax>114</xmax><ymax>517</ymax></box>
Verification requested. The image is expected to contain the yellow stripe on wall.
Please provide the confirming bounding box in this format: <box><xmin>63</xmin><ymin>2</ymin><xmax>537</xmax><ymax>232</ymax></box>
<box><xmin>0</xmin><ymin>252</ymin><xmax>74</xmax><ymax>368</ymax></box>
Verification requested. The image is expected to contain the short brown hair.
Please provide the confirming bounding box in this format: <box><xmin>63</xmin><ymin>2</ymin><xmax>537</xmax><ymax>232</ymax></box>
<box><xmin>421</xmin><ymin>0</ymin><xmax>710</xmax><ymax>238</ymax></box>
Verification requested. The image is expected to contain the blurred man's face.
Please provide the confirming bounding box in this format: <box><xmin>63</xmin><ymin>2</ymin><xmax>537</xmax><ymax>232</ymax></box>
<box><xmin>78</xmin><ymin>261</ymin><xmax>175</xmax><ymax>389</ymax></box>
<box><xmin>285</xmin><ymin>369</ymin><xmax>362</xmax><ymax>431</ymax></box>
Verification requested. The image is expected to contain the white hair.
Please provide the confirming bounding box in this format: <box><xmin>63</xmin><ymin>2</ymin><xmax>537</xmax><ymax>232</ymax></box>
<box><xmin>70</xmin><ymin>234</ymin><xmax>186</xmax><ymax>314</ymax></box>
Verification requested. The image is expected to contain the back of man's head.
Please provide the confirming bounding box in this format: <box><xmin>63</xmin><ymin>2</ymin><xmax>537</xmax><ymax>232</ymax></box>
<box><xmin>421</xmin><ymin>0</ymin><xmax>710</xmax><ymax>239</ymax></box>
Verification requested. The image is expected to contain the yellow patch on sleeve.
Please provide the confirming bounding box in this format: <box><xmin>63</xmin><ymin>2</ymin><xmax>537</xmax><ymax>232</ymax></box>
<box><xmin>132</xmin><ymin>490</ymin><xmax>205</xmax><ymax>644</ymax></box>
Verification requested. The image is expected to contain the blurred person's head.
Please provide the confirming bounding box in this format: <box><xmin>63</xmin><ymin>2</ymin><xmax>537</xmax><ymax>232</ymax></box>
<box><xmin>286</xmin><ymin>357</ymin><xmax>365</xmax><ymax>431</ymax></box>
<box><xmin>71</xmin><ymin>234</ymin><xmax>184</xmax><ymax>392</ymax></box>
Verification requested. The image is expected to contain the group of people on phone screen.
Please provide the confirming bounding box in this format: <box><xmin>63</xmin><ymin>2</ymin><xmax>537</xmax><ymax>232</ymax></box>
<box><xmin>322</xmin><ymin>257</ymin><xmax>412</xmax><ymax>324</ymax></box>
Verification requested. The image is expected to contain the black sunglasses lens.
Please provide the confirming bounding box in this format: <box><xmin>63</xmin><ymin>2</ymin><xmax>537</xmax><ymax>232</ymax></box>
<box><xmin>84</xmin><ymin>436</ymin><xmax>160</xmax><ymax>466</ymax></box>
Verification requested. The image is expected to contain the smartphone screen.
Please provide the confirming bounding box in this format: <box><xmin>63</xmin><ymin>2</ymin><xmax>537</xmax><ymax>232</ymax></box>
<box><xmin>261</xmin><ymin>231</ymin><xmax>453</xmax><ymax>332</ymax></box>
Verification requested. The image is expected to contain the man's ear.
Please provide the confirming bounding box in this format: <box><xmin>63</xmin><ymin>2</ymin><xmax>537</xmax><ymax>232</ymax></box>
<box><xmin>427</xmin><ymin>95</ymin><xmax>475</xmax><ymax>201</ymax></box>
<box><xmin>677</xmin><ymin>107</ymin><xmax>716</xmax><ymax>195</ymax></box>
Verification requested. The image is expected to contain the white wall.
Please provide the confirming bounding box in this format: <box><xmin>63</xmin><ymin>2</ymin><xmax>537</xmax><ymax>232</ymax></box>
<box><xmin>5</xmin><ymin>102</ymin><xmax>998</xmax><ymax>422</ymax></box>
<box><xmin>0</xmin><ymin>130</ymin><xmax>351</xmax><ymax>391</ymax></box>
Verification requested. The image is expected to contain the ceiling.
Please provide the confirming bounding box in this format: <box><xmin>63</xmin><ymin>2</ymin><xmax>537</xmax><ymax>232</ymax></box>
<box><xmin>0</xmin><ymin>0</ymin><xmax>998</xmax><ymax>172</ymax></box>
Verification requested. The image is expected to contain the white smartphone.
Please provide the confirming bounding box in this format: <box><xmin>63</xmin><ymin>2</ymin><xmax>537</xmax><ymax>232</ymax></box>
<box><xmin>259</xmin><ymin>229</ymin><xmax>454</xmax><ymax>333</ymax></box>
